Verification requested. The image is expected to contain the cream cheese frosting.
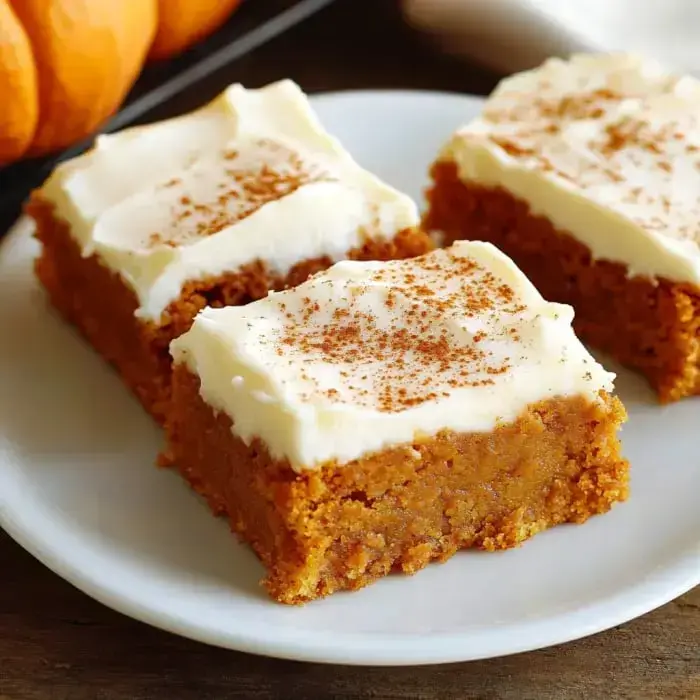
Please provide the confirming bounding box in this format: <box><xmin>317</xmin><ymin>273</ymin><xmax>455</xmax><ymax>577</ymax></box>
<box><xmin>439</xmin><ymin>53</ymin><xmax>700</xmax><ymax>285</ymax></box>
<box><xmin>38</xmin><ymin>80</ymin><xmax>419</xmax><ymax>320</ymax></box>
<box><xmin>171</xmin><ymin>241</ymin><xmax>615</xmax><ymax>471</ymax></box>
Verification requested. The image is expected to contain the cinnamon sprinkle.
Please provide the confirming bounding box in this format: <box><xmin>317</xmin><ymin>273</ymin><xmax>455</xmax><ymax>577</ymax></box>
<box><xmin>145</xmin><ymin>139</ymin><xmax>334</xmax><ymax>249</ymax></box>
<box><xmin>273</xmin><ymin>250</ymin><xmax>525</xmax><ymax>413</ymax></box>
<box><xmin>468</xmin><ymin>67</ymin><xmax>700</xmax><ymax>244</ymax></box>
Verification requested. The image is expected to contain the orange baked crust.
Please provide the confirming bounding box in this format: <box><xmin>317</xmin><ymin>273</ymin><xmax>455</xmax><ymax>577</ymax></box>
<box><xmin>425</xmin><ymin>161</ymin><xmax>700</xmax><ymax>403</ymax></box>
<box><xmin>28</xmin><ymin>195</ymin><xmax>433</xmax><ymax>423</ymax></box>
<box><xmin>164</xmin><ymin>364</ymin><xmax>629</xmax><ymax>605</ymax></box>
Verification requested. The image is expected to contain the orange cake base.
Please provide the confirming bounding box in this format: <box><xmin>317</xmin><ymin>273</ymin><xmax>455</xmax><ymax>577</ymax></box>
<box><xmin>165</xmin><ymin>364</ymin><xmax>629</xmax><ymax>605</ymax></box>
<box><xmin>425</xmin><ymin>162</ymin><xmax>700</xmax><ymax>403</ymax></box>
<box><xmin>29</xmin><ymin>196</ymin><xmax>433</xmax><ymax>424</ymax></box>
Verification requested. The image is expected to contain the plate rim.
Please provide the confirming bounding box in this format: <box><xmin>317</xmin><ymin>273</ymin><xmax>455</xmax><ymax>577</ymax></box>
<box><xmin>2</xmin><ymin>498</ymin><xmax>699</xmax><ymax>666</ymax></box>
<box><xmin>1</xmin><ymin>89</ymin><xmax>699</xmax><ymax>667</ymax></box>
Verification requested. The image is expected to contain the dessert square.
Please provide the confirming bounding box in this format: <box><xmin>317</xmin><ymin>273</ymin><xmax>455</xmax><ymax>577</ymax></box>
<box><xmin>29</xmin><ymin>80</ymin><xmax>432</xmax><ymax>423</ymax></box>
<box><xmin>425</xmin><ymin>53</ymin><xmax>700</xmax><ymax>402</ymax></box>
<box><xmin>166</xmin><ymin>241</ymin><xmax>628</xmax><ymax>604</ymax></box>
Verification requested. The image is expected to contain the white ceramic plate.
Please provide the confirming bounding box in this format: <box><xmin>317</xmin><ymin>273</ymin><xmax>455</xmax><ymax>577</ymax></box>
<box><xmin>1</xmin><ymin>91</ymin><xmax>699</xmax><ymax>666</ymax></box>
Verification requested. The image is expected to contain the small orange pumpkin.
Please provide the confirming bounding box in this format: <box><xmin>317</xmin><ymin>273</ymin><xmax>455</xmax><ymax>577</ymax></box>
<box><xmin>0</xmin><ymin>1</ymin><xmax>38</xmax><ymax>164</ymax></box>
<box><xmin>0</xmin><ymin>0</ymin><xmax>158</xmax><ymax>165</ymax></box>
<box><xmin>0</xmin><ymin>0</ymin><xmax>243</xmax><ymax>167</ymax></box>
<box><xmin>150</xmin><ymin>0</ymin><xmax>243</xmax><ymax>61</ymax></box>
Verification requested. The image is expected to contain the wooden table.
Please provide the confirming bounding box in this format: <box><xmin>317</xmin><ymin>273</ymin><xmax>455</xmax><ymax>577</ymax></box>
<box><xmin>1</xmin><ymin>1</ymin><xmax>698</xmax><ymax>697</ymax></box>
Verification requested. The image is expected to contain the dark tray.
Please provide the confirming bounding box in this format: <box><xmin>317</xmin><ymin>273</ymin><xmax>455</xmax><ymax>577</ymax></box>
<box><xmin>0</xmin><ymin>0</ymin><xmax>338</xmax><ymax>235</ymax></box>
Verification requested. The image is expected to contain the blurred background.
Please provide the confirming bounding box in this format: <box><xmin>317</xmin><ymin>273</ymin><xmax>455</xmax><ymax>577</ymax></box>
<box><xmin>6</xmin><ymin>0</ymin><xmax>700</xmax><ymax>168</ymax></box>
<box><xmin>2</xmin><ymin>0</ymin><xmax>698</xmax><ymax>228</ymax></box>
<box><xmin>1</xmin><ymin>0</ymin><xmax>500</xmax><ymax>229</ymax></box>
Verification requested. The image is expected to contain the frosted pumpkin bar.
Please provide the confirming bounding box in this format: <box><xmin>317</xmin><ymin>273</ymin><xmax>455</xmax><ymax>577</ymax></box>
<box><xmin>166</xmin><ymin>241</ymin><xmax>628</xmax><ymax>604</ymax></box>
<box><xmin>28</xmin><ymin>80</ymin><xmax>431</xmax><ymax>423</ymax></box>
<box><xmin>425</xmin><ymin>54</ymin><xmax>700</xmax><ymax>402</ymax></box>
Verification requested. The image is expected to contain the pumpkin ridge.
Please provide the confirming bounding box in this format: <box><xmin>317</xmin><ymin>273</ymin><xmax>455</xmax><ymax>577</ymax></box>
<box><xmin>7</xmin><ymin>0</ymin><xmax>158</xmax><ymax>159</ymax></box>
<box><xmin>0</xmin><ymin>0</ymin><xmax>39</xmax><ymax>164</ymax></box>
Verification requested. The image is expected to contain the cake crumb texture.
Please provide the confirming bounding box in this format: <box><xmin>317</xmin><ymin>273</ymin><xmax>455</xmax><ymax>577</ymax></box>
<box><xmin>166</xmin><ymin>365</ymin><xmax>628</xmax><ymax>604</ymax></box>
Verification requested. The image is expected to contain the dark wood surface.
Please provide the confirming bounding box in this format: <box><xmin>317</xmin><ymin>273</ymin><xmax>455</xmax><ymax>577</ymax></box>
<box><xmin>1</xmin><ymin>1</ymin><xmax>698</xmax><ymax>698</ymax></box>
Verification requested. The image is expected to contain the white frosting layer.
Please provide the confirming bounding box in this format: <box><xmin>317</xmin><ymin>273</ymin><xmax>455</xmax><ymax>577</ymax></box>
<box><xmin>38</xmin><ymin>80</ymin><xmax>419</xmax><ymax>320</ymax></box>
<box><xmin>440</xmin><ymin>53</ymin><xmax>700</xmax><ymax>284</ymax></box>
<box><xmin>171</xmin><ymin>241</ymin><xmax>615</xmax><ymax>471</ymax></box>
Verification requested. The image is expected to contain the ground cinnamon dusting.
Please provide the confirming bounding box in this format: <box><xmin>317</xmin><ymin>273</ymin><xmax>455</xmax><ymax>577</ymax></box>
<box><xmin>460</xmin><ymin>76</ymin><xmax>700</xmax><ymax>246</ymax></box>
<box><xmin>274</xmin><ymin>252</ymin><xmax>525</xmax><ymax>412</ymax></box>
<box><xmin>145</xmin><ymin>139</ymin><xmax>335</xmax><ymax>248</ymax></box>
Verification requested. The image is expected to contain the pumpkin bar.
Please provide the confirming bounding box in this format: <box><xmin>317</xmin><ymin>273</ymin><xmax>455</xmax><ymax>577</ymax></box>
<box><xmin>29</xmin><ymin>80</ymin><xmax>431</xmax><ymax>423</ymax></box>
<box><xmin>166</xmin><ymin>241</ymin><xmax>628</xmax><ymax>604</ymax></box>
<box><xmin>425</xmin><ymin>53</ymin><xmax>700</xmax><ymax>403</ymax></box>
